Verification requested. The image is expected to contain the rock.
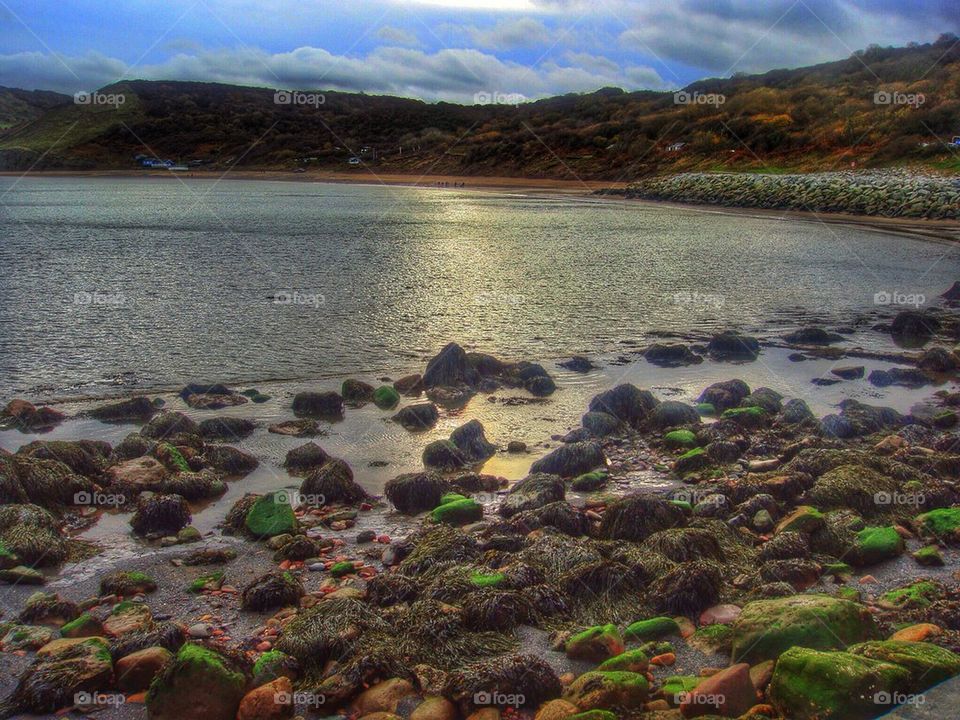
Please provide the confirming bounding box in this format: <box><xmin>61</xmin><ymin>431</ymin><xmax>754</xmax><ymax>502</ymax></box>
<box><xmin>284</xmin><ymin>442</ymin><xmax>331</xmax><ymax>473</ymax></box>
<box><xmin>17</xmin><ymin>590</ymin><xmax>80</xmax><ymax>627</ymax></box>
<box><xmin>784</xmin><ymin>327</ymin><xmax>844</xmax><ymax>345</ymax></box>
<box><xmin>698</xmin><ymin>379</ymin><xmax>750</xmax><ymax>412</ymax></box>
<box><xmin>374</xmin><ymin>386</ymin><xmax>401</xmax><ymax>409</ymax></box>
<box><xmin>445</xmin><ymin>654</ymin><xmax>560</xmax><ymax>711</ymax></box>
<box><xmin>580</xmin><ymin>411</ymin><xmax>622</xmax><ymax>437</ymax></box>
<box><xmin>141</xmin><ymin>411</ymin><xmax>199</xmax><ymax>439</ymax></box>
<box><xmin>104</xmin><ymin>600</ymin><xmax>154</xmax><ymax>637</ymax></box>
<box><xmin>100</xmin><ymin>570</ymin><xmax>158</xmax><ymax>596</ymax></box>
<box><xmin>868</xmin><ymin>367</ymin><xmax>930</xmax><ymax>388</ymax></box>
<box><xmin>1</xmin><ymin>624</ymin><xmax>54</xmax><ymax>650</ymax></box>
<box><xmin>650</xmin><ymin>562</ymin><xmax>722</xmax><ymax>615</ymax></box>
<box><xmin>588</xmin><ymin>384</ymin><xmax>658</xmax><ymax>427</ymax></box>
<box><xmin>342</xmin><ymin>379</ymin><xmax>376</xmax><ymax>403</ymax></box>
<box><xmin>563</xmin><ymin>671</ymin><xmax>648</xmax><ymax>711</ymax></box>
<box><xmin>807</xmin><ymin>464</ymin><xmax>898</xmax><ymax>517</ymax></box>
<box><xmin>423</xmin><ymin>440</ymin><xmax>468</xmax><ymax>471</ymax></box>
<box><xmin>499</xmin><ymin>473</ymin><xmax>565</xmax><ymax>517</ymax></box>
<box><xmin>913</xmin><ymin>545</ymin><xmax>944</xmax><ymax>566</ymax></box>
<box><xmin>116</xmin><ymin>646</ymin><xmax>173</xmax><ymax>692</ymax></box>
<box><xmin>130</xmin><ymin>493</ymin><xmax>191</xmax><ymax>536</ymax></box>
<box><xmin>848</xmin><ymin>526</ymin><xmax>905</xmax><ymax>566</ymax></box>
<box><xmin>423</xmin><ymin>343</ymin><xmax>480</xmax><ymax>388</ymax></box>
<box><xmin>891</xmin><ymin>624</ymin><xmax>941</xmax><ymax>642</ymax></box>
<box><xmin>188</xmin><ymin>623</ymin><xmax>213</xmax><ymax>638</ymax></box>
<box><xmin>352</xmin><ymin>678</ymin><xmax>418</xmax><ymax>715</ymax></box>
<box><xmin>268</xmin><ymin>419</ymin><xmax>322</xmax><ymax>436</ymax></box>
<box><xmin>88</xmin><ymin>396</ymin><xmax>156</xmax><ymax>422</ymax></box>
<box><xmin>571</xmin><ymin>470</ymin><xmax>608</xmax><ymax>492</ymax></box>
<box><xmin>146</xmin><ymin>643</ymin><xmax>246</xmax><ymax>720</ymax></box>
<box><xmin>0</xmin><ymin>504</ymin><xmax>71</xmax><ymax>567</ymax></box>
<box><xmin>237</xmin><ymin>677</ymin><xmax>294</xmax><ymax>720</ymax></box>
<box><xmin>706</xmin><ymin>332</ymin><xmax>760</xmax><ymax>360</ymax></box>
<box><xmin>891</xmin><ymin>309</ymin><xmax>939</xmax><ymax>340</ymax></box>
<box><xmin>832</xmin><ymin>365</ymin><xmax>865</xmax><ymax>380</ymax></box>
<box><xmin>0</xmin><ymin>565</ymin><xmax>44</xmax><ymax>584</ymax></box>
<box><xmin>432</xmin><ymin>497</ymin><xmax>483</xmax><ymax>525</ymax></box>
<box><xmin>107</xmin><ymin>456</ymin><xmax>169</xmax><ymax>490</ymax></box>
<box><xmin>565</xmin><ymin>624</ymin><xmax>625</xmax><ymax>662</ymax></box>
<box><xmin>623</xmin><ymin>617</ymin><xmax>679</xmax><ymax>642</ymax></box>
<box><xmin>160</xmin><ymin>469</ymin><xmax>226</xmax><ymax>500</ymax></box>
<box><xmin>533</xmin><ymin>699</ymin><xmax>578</xmax><ymax>720</ymax></box>
<box><xmin>781</xmin><ymin>398</ymin><xmax>815</xmax><ymax>424</ymax></box>
<box><xmin>394</xmin><ymin>374</ymin><xmax>424</xmax><ymax>395</ymax></box>
<box><xmin>2</xmin><ymin>399</ymin><xmax>66</xmax><ymax>430</ymax></box>
<box><xmin>720</xmin><ymin>406</ymin><xmax>768</xmax><ymax>429</ymax></box>
<box><xmin>450</xmin><ymin>420</ymin><xmax>496</xmax><ymax>462</ymax></box>
<box><xmin>598</xmin><ymin>494</ymin><xmax>685</xmax><ymax>541</ymax></box>
<box><xmin>526</xmin><ymin>375</ymin><xmax>557</xmax><ymax>397</ymax></box>
<box><xmin>645</xmin><ymin>343</ymin><xmax>703</xmax><ymax>367</ymax></box>
<box><xmin>507</xmin><ymin>441</ymin><xmax>527</xmax><ymax>453</ymax></box>
<box><xmin>559</xmin><ymin>357</ymin><xmax>597</xmax><ymax>373</ymax></box>
<box><xmin>301</xmin><ymin>458</ymin><xmax>368</xmax><ymax>505</ymax></box>
<box><xmin>198</xmin><ymin>417</ymin><xmax>255</xmax><ymax>440</ymax></box>
<box><xmin>647</xmin><ymin>401</ymin><xmax>701</xmax><ymax>430</ymax></box>
<box><xmin>245</xmin><ymin>491</ymin><xmax>298</xmax><ymax>537</ymax></box>
<box><xmin>530</xmin><ymin>441</ymin><xmax>605</xmax><ymax>478</ymax></box>
<box><xmin>60</xmin><ymin>613</ymin><xmax>104</xmax><ymax>638</ymax></box>
<box><xmin>700</xmin><ymin>604</ymin><xmax>742</xmax><ymax>625</ymax></box>
<box><xmin>597</xmin><ymin>649</ymin><xmax>649</xmax><ymax>673</ymax></box>
<box><xmin>769</xmin><ymin>646</ymin><xmax>910</xmax><ymax>720</ymax></box>
<box><xmin>916</xmin><ymin>507</ymin><xmax>960</xmax><ymax>538</ymax></box>
<box><xmin>741</xmin><ymin>387</ymin><xmax>783</xmax><ymax>414</ymax></box>
<box><xmin>919</xmin><ymin>346</ymin><xmax>959</xmax><ymax>372</ymax></box>
<box><xmin>393</xmin><ymin>403</ymin><xmax>440</xmax><ymax>430</ymax></box>
<box><xmin>849</xmin><ymin>640</ymin><xmax>960</xmax><ymax>691</ymax></box>
<box><xmin>292</xmin><ymin>391</ymin><xmax>344</xmax><ymax>419</ymax></box>
<box><xmin>241</xmin><ymin>571</ymin><xmax>304</xmax><ymax>611</ymax></box>
<box><xmin>731</xmin><ymin>594</ymin><xmax>879</xmax><ymax>663</ymax></box>
<box><xmin>680</xmin><ymin>663</ymin><xmax>756</xmax><ymax>718</ymax></box>
<box><xmin>6</xmin><ymin>636</ymin><xmax>113</xmax><ymax>715</ymax></box>
<box><xmin>179</xmin><ymin>383</ymin><xmax>247</xmax><ymax>409</ymax></box>
<box><xmin>17</xmin><ymin>439</ymin><xmax>108</xmax><ymax>478</ymax></box>
<box><xmin>673</xmin><ymin>447</ymin><xmax>711</xmax><ymax>475</ymax></box>
<box><xmin>385</xmin><ymin>472</ymin><xmax>453</xmax><ymax>514</ymax></box>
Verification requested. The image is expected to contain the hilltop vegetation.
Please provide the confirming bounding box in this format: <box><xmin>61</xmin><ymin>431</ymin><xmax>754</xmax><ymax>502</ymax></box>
<box><xmin>0</xmin><ymin>35</ymin><xmax>958</xmax><ymax>177</ymax></box>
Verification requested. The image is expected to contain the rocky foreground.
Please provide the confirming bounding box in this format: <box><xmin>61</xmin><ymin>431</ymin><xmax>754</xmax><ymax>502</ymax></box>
<box><xmin>1</xmin><ymin>312</ymin><xmax>960</xmax><ymax>720</ymax></box>
<box><xmin>601</xmin><ymin>171</ymin><xmax>960</xmax><ymax>220</ymax></box>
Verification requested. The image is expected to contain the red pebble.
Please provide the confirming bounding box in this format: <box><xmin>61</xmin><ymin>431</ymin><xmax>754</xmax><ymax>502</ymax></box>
<box><xmin>360</xmin><ymin>503</ymin><xmax>373</xmax><ymax>511</ymax></box>
<box><xmin>256</xmin><ymin>641</ymin><xmax>272</xmax><ymax>651</ymax></box>
<box><xmin>377</xmin><ymin>535</ymin><xmax>391</xmax><ymax>544</ymax></box>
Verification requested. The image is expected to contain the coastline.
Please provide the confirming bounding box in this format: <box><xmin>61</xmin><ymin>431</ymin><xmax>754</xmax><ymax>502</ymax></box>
<box><xmin>3</xmin><ymin>168</ymin><xmax>959</xmax><ymax>243</ymax></box>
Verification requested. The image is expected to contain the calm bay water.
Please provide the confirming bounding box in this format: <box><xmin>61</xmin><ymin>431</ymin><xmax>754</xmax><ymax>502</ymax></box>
<box><xmin>0</xmin><ymin>176</ymin><xmax>955</xmax><ymax>400</ymax></box>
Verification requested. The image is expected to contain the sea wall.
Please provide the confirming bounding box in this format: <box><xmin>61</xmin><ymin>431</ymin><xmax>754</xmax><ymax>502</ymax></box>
<box><xmin>614</xmin><ymin>171</ymin><xmax>960</xmax><ymax>219</ymax></box>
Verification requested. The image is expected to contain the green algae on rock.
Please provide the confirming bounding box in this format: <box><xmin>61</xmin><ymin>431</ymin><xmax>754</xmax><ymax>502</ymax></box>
<box><xmin>244</xmin><ymin>491</ymin><xmax>297</xmax><ymax>537</ymax></box>
<box><xmin>146</xmin><ymin>643</ymin><xmax>246</xmax><ymax>720</ymax></box>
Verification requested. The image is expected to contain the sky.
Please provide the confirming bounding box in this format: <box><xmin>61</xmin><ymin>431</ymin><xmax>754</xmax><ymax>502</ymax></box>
<box><xmin>0</xmin><ymin>0</ymin><xmax>956</xmax><ymax>103</ymax></box>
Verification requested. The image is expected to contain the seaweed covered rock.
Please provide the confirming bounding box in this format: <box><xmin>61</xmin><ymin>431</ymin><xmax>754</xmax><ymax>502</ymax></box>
<box><xmin>100</xmin><ymin>570</ymin><xmax>158</xmax><ymax>596</ymax></box>
<box><xmin>890</xmin><ymin>309</ymin><xmax>939</xmax><ymax>341</ymax></box>
<box><xmin>111</xmin><ymin>432</ymin><xmax>156</xmax><ymax>461</ymax></box>
<box><xmin>275</xmin><ymin>597</ymin><xmax>388</xmax><ymax>664</ymax></box>
<box><xmin>145</xmin><ymin>643</ymin><xmax>247</xmax><ymax>720</ymax></box>
<box><xmin>806</xmin><ymin>464</ymin><xmax>898</xmax><ymax>517</ymax></box>
<box><xmin>781</xmin><ymin>398</ymin><xmax>816</xmax><ymax>424</ymax></box>
<box><xmin>301</xmin><ymin>459</ymin><xmax>368</xmax><ymax>505</ymax></box>
<box><xmin>597</xmin><ymin>494</ymin><xmax>685</xmax><ymax>542</ymax></box>
<box><xmin>563</xmin><ymin>671</ymin><xmax>649</xmax><ymax>711</ymax></box>
<box><xmin>641</xmin><ymin>527</ymin><xmax>724</xmax><ymax>563</ymax></box>
<box><xmin>847</xmin><ymin>526</ymin><xmax>905</xmax><ymax>566</ymax></box>
<box><xmin>423</xmin><ymin>440</ymin><xmax>468</xmax><ymax>472</ymax></box>
<box><xmin>284</xmin><ymin>442</ymin><xmax>330</xmax><ymax>473</ymax></box>
<box><xmin>130</xmin><ymin>493</ymin><xmax>191</xmax><ymax>536</ymax></box>
<box><xmin>17</xmin><ymin>439</ymin><xmax>109</xmax><ymax>478</ymax></box>
<box><xmin>203</xmin><ymin>445</ymin><xmax>258</xmax><ymax>476</ymax></box>
<box><xmin>647</xmin><ymin>401</ymin><xmax>701</xmax><ymax>430</ymax></box>
<box><xmin>0</xmin><ymin>504</ymin><xmax>70</xmax><ymax>567</ymax></box>
<box><xmin>106</xmin><ymin>455</ymin><xmax>169</xmax><ymax>491</ymax></box>
<box><xmin>342</xmin><ymin>379</ymin><xmax>376</xmax><ymax>404</ymax></box>
<box><xmin>385</xmin><ymin>472</ymin><xmax>453</xmax><ymax>515</ymax></box>
<box><xmin>241</xmin><ymin>571</ymin><xmax>305</xmax><ymax>611</ymax></box>
<box><xmin>393</xmin><ymin>403</ymin><xmax>440</xmax><ymax>430</ymax></box>
<box><xmin>731</xmin><ymin>594</ymin><xmax>879</xmax><ymax>664</ymax></box>
<box><xmin>0</xmin><ymin>455</ymin><xmax>95</xmax><ymax>508</ymax></box>
<box><xmin>450</xmin><ymin>420</ymin><xmax>496</xmax><ymax>462</ymax></box>
<box><xmin>838</xmin><ymin>399</ymin><xmax>908</xmax><ymax>436</ymax></box>
<box><xmin>445</xmin><ymin>654</ymin><xmax>561</xmax><ymax>711</ymax></box>
<box><xmin>159</xmin><ymin>469</ymin><xmax>226</xmax><ymax>500</ymax></box>
<box><xmin>588</xmin><ymin>384</ymin><xmax>658</xmax><ymax>427</ymax></box>
<box><xmin>462</xmin><ymin>589</ymin><xmax>528</xmax><ymax>631</ymax></box>
<box><xmin>424</xmin><ymin>343</ymin><xmax>481</xmax><ymax>389</ymax></box>
<box><xmin>244</xmin><ymin>491</ymin><xmax>297</xmax><ymax>538</ymax></box>
<box><xmin>373</xmin><ymin>386</ymin><xmax>402</xmax><ymax>409</ymax></box>
<box><xmin>198</xmin><ymin>416</ymin><xmax>255</xmax><ymax>440</ymax></box>
<box><xmin>141</xmin><ymin>411</ymin><xmax>199</xmax><ymax>439</ymax></box>
<box><xmin>698</xmin><ymin>379</ymin><xmax>750</xmax><ymax>412</ymax></box>
<box><xmin>644</xmin><ymin>343</ymin><xmax>702</xmax><ymax>367</ymax></box>
<box><xmin>706</xmin><ymin>333</ymin><xmax>760</xmax><ymax>361</ymax></box>
<box><xmin>89</xmin><ymin>396</ymin><xmax>157</xmax><ymax>423</ymax></box>
<box><xmin>514</xmin><ymin>501</ymin><xmax>590</xmax><ymax>536</ymax></box>
<box><xmin>2</xmin><ymin>399</ymin><xmax>66</xmax><ymax>430</ymax></box>
<box><xmin>581</xmin><ymin>411</ymin><xmax>622</xmax><ymax>437</ymax></box>
<box><xmin>530</xmin><ymin>442</ymin><xmax>605</xmax><ymax>478</ymax></box>
<box><xmin>650</xmin><ymin>561</ymin><xmax>722</xmax><ymax>615</ymax></box>
<box><xmin>292</xmin><ymin>391</ymin><xmax>344</xmax><ymax>419</ymax></box>
<box><xmin>499</xmin><ymin>473</ymin><xmax>565</xmax><ymax>517</ymax></box>
<box><xmin>104</xmin><ymin>600</ymin><xmax>155</xmax><ymax>637</ymax></box>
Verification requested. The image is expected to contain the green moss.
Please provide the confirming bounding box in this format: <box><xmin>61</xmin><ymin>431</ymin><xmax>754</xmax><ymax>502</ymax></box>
<box><xmin>431</xmin><ymin>497</ymin><xmax>483</xmax><ymax>525</ymax></box>
<box><xmin>623</xmin><ymin>616</ymin><xmax>679</xmax><ymax>642</ymax></box>
<box><xmin>568</xmin><ymin>712</ymin><xmax>618</xmax><ymax>720</ymax></box>
<box><xmin>147</xmin><ymin>642</ymin><xmax>246</xmax><ymax>716</ymax></box>
<box><xmin>669</xmin><ymin>499</ymin><xmax>693</xmax><ymax>513</ymax></box>
<box><xmin>598</xmin><ymin>648</ymin><xmax>648</xmax><ymax>672</ymax></box>
<box><xmin>566</xmin><ymin>624</ymin><xmax>623</xmax><ymax>660</ymax></box>
<box><xmin>439</xmin><ymin>492</ymin><xmax>469</xmax><ymax>505</ymax></box>
<box><xmin>721</xmin><ymin>406</ymin><xmax>767</xmax><ymax>426</ymax></box>
<box><xmin>160</xmin><ymin>443</ymin><xmax>190</xmax><ymax>472</ymax></box>
<box><xmin>373</xmin><ymin>386</ymin><xmax>401</xmax><ymax>409</ymax></box>
<box><xmin>329</xmin><ymin>561</ymin><xmax>355</xmax><ymax>577</ymax></box>
<box><xmin>245</xmin><ymin>491</ymin><xmax>297</xmax><ymax>538</ymax></box>
<box><xmin>689</xmin><ymin>623</ymin><xmax>734</xmax><ymax>654</ymax></box>
<box><xmin>848</xmin><ymin>640</ymin><xmax>960</xmax><ymax>691</ymax></box>
<box><xmin>252</xmin><ymin>649</ymin><xmax>293</xmax><ymax>681</ymax></box>
<box><xmin>572</xmin><ymin>471</ymin><xmax>609</xmax><ymax>492</ymax></box>
<box><xmin>850</xmin><ymin>526</ymin><xmax>905</xmax><ymax>566</ymax></box>
<box><xmin>663</xmin><ymin>429</ymin><xmax>697</xmax><ymax>449</ymax></box>
<box><xmin>696</xmin><ymin>403</ymin><xmax>716</xmax><ymax>416</ymax></box>
<box><xmin>59</xmin><ymin>613</ymin><xmax>99</xmax><ymax>637</ymax></box>
<box><xmin>913</xmin><ymin>545</ymin><xmax>944</xmax><ymax>566</ymax></box>
<box><xmin>188</xmin><ymin>571</ymin><xmax>224</xmax><ymax>594</ymax></box>
<box><xmin>918</xmin><ymin>508</ymin><xmax>960</xmax><ymax>538</ymax></box>
<box><xmin>879</xmin><ymin>581</ymin><xmax>940</xmax><ymax>609</ymax></box>
<box><xmin>823</xmin><ymin>562</ymin><xmax>852</xmax><ymax>579</ymax></box>
<box><xmin>470</xmin><ymin>572</ymin><xmax>506</xmax><ymax>588</ymax></box>
<box><xmin>678</xmin><ymin>447</ymin><xmax>705</xmax><ymax>460</ymax></box>
<box><xmin>661</xmin><ymin>675</ymin><xmax>700</xmax><ymax>706</ymax></box>
<box><xmin>776</xmin><ymin>505</ymin><xmax>825</xmax><ymax>534</ymax></box>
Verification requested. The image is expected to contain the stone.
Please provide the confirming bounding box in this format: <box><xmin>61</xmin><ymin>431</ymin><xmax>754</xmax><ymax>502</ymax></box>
<box><xmin>565</xmin><ymin>624</ymin><xmax>625</xmax><ymax>662</ymax></box>
<box><xmin>352</xmin><ymin>678</ymin><xmax>418</xmax><ymax>716</ymax></box>
<box><xmin>237</xmin><ymin>677</ymin><xmax>294</xmax><ymax>720</ymax></box>
<box><xmin>529</xmin><ymin>442</ymin><xmax>605</xmax><ymax>478</ymax></box>
<box><xmin>146</xmin><ymin>643</ymin><xmax>246</xmax><ymax>720</ymax></box>
<box><xmin>680</xmin><ymin>663</ymin><xmax>756</xmax><ymax>718</ymax></box>
<box><xmin>291</xmin><ymin>391</ymin><xmax>344</xmax><ymax>419</ymax></box>
<box><xmin>116</xmin><ymin>646</ymin><xmax>173</xmax><ymax>692</ymax></box>
<box><xmin>563</xmin><ymin>671</ymin><xmax>648</xmax><ymax>711</ymax></box>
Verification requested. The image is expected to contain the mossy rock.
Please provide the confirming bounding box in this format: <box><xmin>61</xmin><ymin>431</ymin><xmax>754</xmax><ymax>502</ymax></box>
<box><xmin>8</xmin><ymin>635</ymin><xmax>113</xmax><ymax>714</ymax></box>
<box><xmin>776</xmin><ymin>506</ymin><xmax>825</xmax><ymax>535</ymax></box>
<box><xmin>440</xmin><ymin>492</ymin><xmax>469</xmax><ymax>505</ymax></box>
<box><xmin>720</xmin><ymin>405</ymin><xmax>767</xmax><ymax>428</ymax></box>
<box><xmin>329</xmin><ymin>561</ymin><xmax>356</xmax><ymax>577</ymax></box>
<box><xmin>567</xmin><ymin>712</ymin><xmax>617</xmax><ymax>720</ymax></box>
<box><xmin>252</xmin><ymin>649</ymin><xmax>298</xmax><ymax>684</ymax></box>
<box><xmin>188</xmin><ymin>571</ymin><xmax>225</xmax><ymax>594</ymax></box>
<box><xmin>673</xmin><ymin>447</ymin><xmax>710</xmax><ymax>475</ymax></box>
<box><xmin>687</xmin><ymin>623</ymin><xmax>733</xmax><ymax>655</ymax></box>
<box><xmin>696</xmin><ymin>403</ymin><xmax>716</xmax><ymax>416</ymax></box>
<box><xmin>848</xmin><ymin>640</ymin><xmax>960</xmax><ymax>692</ymax></box>
<box><xmin>565</xmin><ymin>624</ymin><xmax>625</xmax><ymax>662</ymax></box>
<box><xmin>99</xmin><ymin>570</ymin><xmax>158</xmax><ymax>596</ymax></box>
<box><xmin>470</xmin><ymin>572</ymin><xmax>506</xmax><ymax>588</ymax></box>
<box><xmin>59</xmin><ymin>613</ymin><xmax>104</xmax><ymax>639</ymax></box>
<box><xmin>431</xmin><ymin>497</ymin><xmax>483</xmax><ymax>525</ymax></box>
<box><xmin>373</xmin><ymin>386</ymin><xmax>401</xmax><ymax>409</ymax></box>
<box><xmin>917</xmin><ymin>507</ymin><xmax>960</xmax><ymax>539</ymax></box>
<box><xmin>659</xmin><ymin>676</ymin><xmax>699</xmax><ymax>707</ymax></box>
<box><xmin>848</xmin><ymin>526</ymin><xmax>905</xmax><ymax>566</ymax></box>
<box><xmin>769</xmin><ymin>646</ymin><xmax>911</xmax><ymax>720</ymax></box>
<box><xmin>663</xmin><ymin>429</ymin><xmax>698</xmax><ymax>450</ymax></box>
<box><xmin>244</xmin><ymin>491</ymin><xmax>298</xmax><ymax>538</ymax></box>
<box><xmin>597</xmin><ymin>649</ymin><xmax>648</xmax><ymax>673</ymax></box>
<box><xmin>146</xmin><ymin>643</ymin><xmax>246</xmax><ymax>720</ymax></box>
<box><xmin>1</xmin><ymin>623</ymin><xmax>54</xmax><ymax>650</ymax></box>
<box><xmin>562</xmin><ymin>671</ymin><xmax>648</xmax><ymax>711</ymax></box>
<box><xmin>572</xmin><ymin>471</ymin><xmax>609</xmax><ymax>492</ymax></box>
<box><xmin>103</xmin><ymin>600</ymin><xmax>154</xmax><ymax>636</ymax></box>
<box><xmin>878</xmin><ymin>581</ymin><xmax>941</xmax><ymax>610</ymax></box>
<box><xmin>807</xmin><ymin>464</ymin><xmax>899</xmax><ymax>517</ymax></box>
<box><xmin>623</xmin><ymin>616</ymin><xmax>679</xmax><ymax>642</ymax></box>
<box><xmin>913</xmin><ymin>545</ymin><xmax>944</xmax><ymax>566</ymax></box>
<box><xmin>731</xmin><ymin>594</ymin><xmax>879</xmax><ymax>664</ymax></box>
<box><xmin>157</xmin><ymin>443</ymin><xmax>190</xmax><ymax>472</ymax></box>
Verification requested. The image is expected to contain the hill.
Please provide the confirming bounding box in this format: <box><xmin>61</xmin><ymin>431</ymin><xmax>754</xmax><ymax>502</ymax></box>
<box><xmin>1</xmin><ymin>35</ymin><xmax>958</xmax><ymax>178</ymax></box>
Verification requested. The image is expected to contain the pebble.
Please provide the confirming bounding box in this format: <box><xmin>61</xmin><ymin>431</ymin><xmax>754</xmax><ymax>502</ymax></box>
<box><xmin>188</xmin><ymin>623</ymin><xmax>213</xmax><ymax>638</ymax></box>
<box><xmin>651</xmin><ymin>652</ymin><xmax>676</xmax><ymax>666</ymax></box>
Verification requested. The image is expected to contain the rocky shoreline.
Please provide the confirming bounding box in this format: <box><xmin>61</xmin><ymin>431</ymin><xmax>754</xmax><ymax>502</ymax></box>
<box><xmin>601</xmin><ymin>171</ymin><xmax>960</xmax><ymax>221</ymax></box>
<box><xmin>1</xmin><ymin>301</ymin><xmax>960</xmax><ymax>719</ymax></box>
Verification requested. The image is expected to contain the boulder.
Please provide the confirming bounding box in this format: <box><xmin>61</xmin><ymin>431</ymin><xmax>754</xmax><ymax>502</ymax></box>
<box><xmin>783</xmin><ymin>327</ymin><xmax>844</xmax><ymax>345</ymax></box>
<box><xmin>499</xmin><ymin>473</ymin><xmax>565</xmax><ymax>517</ymax></box>
<box><xmin>645</xmin><ymin>343</ymin><xmax>703</xmax><ymax>367</ymax></box>
<box><xmin>597</xmin><ymin>494</ymin><xmax>685</xmax><ymax>542</ymax></box>
<box><xmin>106</xmin><ymin>456</ymin><xmax>169</xmax><ymax>490</ymax></box>
<box><xmin>393</xmin><ymin>403</ymin><xmax>440</xmax><ymax>430</ymax></box>
<box><xmin>450</xmin><ymin>420</ymin><xmax>496</xmax><ymax>462</ymax></box>
<box><xmin>198</xmin><ymin>417</ymin><xmax>255</xmax><ymax>440</ymax></box>
<box><xmin>88</xmin><ymin>396</ymin><xmax>156</xmax><ymax>422</ymax></box>
<box><xmin>283</xmin><ymin>442</ymin><xmax>330</xmax><ymax>473</ymax></box>
<box><xmin>565</xmin><ymin>624</ymin><xmax>625</xmax><ymax>662</ymax></box>
<box><xmin>291</xmin><ymin>391</ymin><xmax>344</xmax><ymax>419</ymax></box>
<box><xmin>530</xmin><ymin>441</ymin><xmax>605</xmax><ymax>478</ymax></box>
<box><xmin>244</xmin><ymin>492</ymin><xmax>298</xmax><ymax>538</ymax></box>
<box><xmin>2</xmin><ymin>399</ymin><xmax>65</xmax><ymax>430</ymax></box>
<box><xmin>301</xmin><ymin>458</ymin><xmax>368</xmax><ymax>505</ymax></box>
<box><xmin>588</xmin><ymin>384</ymin><xmax>658</xmax><ymax>427</ymax></box>
<box><xmin>130</xmin><ymin>493</ymin><xmax>191</xmax><ymax>536</ymax></box>
<box><xmin>581</xmin><ymin>411</ymin><xmax>622</xmax><ymax>437</ymax></box>
<box><xmin>680</xmin><ymin>663</ymin><xmax>756</xmax><ymax>718</ymax></box>
<box><xmin>647</xmin><ymin>401</ymin><xmax>701</xmax><ymax>430</ymax></box>
<box><xmin>423</xmin><ymin>343</ymin><xmax>480</xmax><ymax>388</ymax></box>
<box><xmin>385</xmin><ymin>472</ymin><xmax>453</xmax><ymax>514</ymax></box>
<box><xmin>706</xmin><ymin>332</ymin><xmax>760</xmax><ymax>360</ymax></box>
<box><xmin>563</xmin><ymin>671</ymin><xmax>648</xmax><ymax>711</ymax></box>
<box><xmin>698</xmin><ymin>380</ymin><xmax>750</xmax><ymax>412</ymax></box>
<box><xmin>141</xmin><ymin>411</ymin><xmax>199</xmax><ymax>439</ymax></box>
<box><xmin>423</xmin><ymin>440</ymin><xmax>468</xmax><ymax>471</ymax></box>
<box><xmin>237</xmin><ymin>677</ymin><xmax>294</xmax><ymax>720</ymax></box>
<box><xmin>342</xmin><ymin>379</ymin><xmax>376</xmax><ymax>404</ymax></box>
<box><xmin>116</xmin><ymin>646</ymin><xmax>172</xmax><ymax>692</ymax></box>
<box><xmin>394</xmin><ymin>374</ymin><xmax>424</xmax><ymax>395</ymax></box>
<box><xmin>891</xmin><ymin>310</ymin><xmax>939</xmax><ymax>340</ymax></box>
<box><xmin>241</xmin><ymin>571</ymin><xmax>305</xmax><ymax>611</ymax></box>
<box><xmin>145</xmin><ymin>643</ymin><xmax>246</xmax><ymax>720</ymax></box>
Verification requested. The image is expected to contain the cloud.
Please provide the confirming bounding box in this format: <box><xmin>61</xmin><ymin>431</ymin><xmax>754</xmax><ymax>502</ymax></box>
<box><xmin>464</xmin><ymin>17</ymin><xmax>554</xmax><ymax>48</ymax></box>
<box><xmin>376</xmin><ymin>25</ymin><xmax>421</xmax><ymax>46</ymax></box>
<box><xmin>0</xmin><ymin>45</ymin><xmax>670</xmax><ymax>102</ymax></box>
